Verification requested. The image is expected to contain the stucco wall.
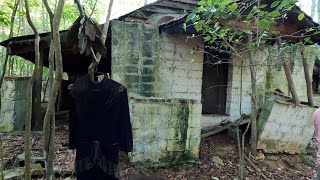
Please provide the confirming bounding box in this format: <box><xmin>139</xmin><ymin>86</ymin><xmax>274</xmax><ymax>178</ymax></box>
<box><xmin>159</xmin><ymin>34</ymin><xmax>203</xmax><ymax>101</ymax></box>
<box><xmin>202</xmin><ymin>45</ymin><xmax>316</xmax><ymax>126</ymax></box>
<box><xmin>111</xmin><ymin>20</ymin><xmax>202</xmax><ymax>166</ymax></box>
<box><xmin>129</xmin><ymin>98</ymin><xmax>201</xmax><ymax>166</ymax></box>
<box><xmin>0</xmin><ymin>77</ymin><xmax>29</xmax><ymax>132</ymax></box>
<box><xmin>257</xmin><ymin>99</ymin><xmax>315</xmax><ymax>153</ymax></box>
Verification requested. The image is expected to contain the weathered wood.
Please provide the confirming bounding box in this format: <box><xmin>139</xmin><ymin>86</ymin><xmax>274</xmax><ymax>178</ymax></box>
<box><xmin>300</xmin><ymin>45</ymin><xmax>314</xmax><ymax>107</ymax></box>
<box><xmin>277</xmin><ymin>37</ymin><xmax>300</xmax><ymax>105</ymax></box>
<box><xmin>201</xmin><ymin>123</ymin><xmax>234</xmax><ymax>138</ymax></box>
<box><xmin>155</xmin><ymin>1</ymin><xmax>195</xmax><ymax>11</ymax></box>
<box><xmin>32</xmin><ymin>48</ymin><xmax>44</xmax><ymax>130</ymax></box>
<box><xmin>201</xmin><ymin>119</ymin><xmax>250</xmax><ymax>138</ymax></box>
<box><xmin>143</xmin><ymin>5</ymin><xmax>185</xmax><ymax>14</ymax></box>
<box><xmin>171</xmin><ymin>0</ymin><xmax>199</xmax><ymax>5</ymax></box>
<box><xmin>248</xmin><ymin>33</ymin><xmax>257</xmax><ymax>156</ymax></box>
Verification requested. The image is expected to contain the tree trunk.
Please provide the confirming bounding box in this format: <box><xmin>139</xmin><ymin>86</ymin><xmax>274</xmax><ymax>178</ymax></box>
<box><xmin>0</xmin><ymin>3</ymin><xmax>19</xmax><ymax>179</ymax></box>
<box><xmin>24</xmin><ymin>0</ymin><xmax>40</xmax><ymax>179</ymax></box>
<box><xmin>42</xmin><ymin>0</ymin><xmax>65</xmax><ymax>178</ymax></box>
<box><xmin>32</xmin><ymin>48</ymin><xmax>44</xmax><ymax>130</ymax></box>
<box><xmin>88</xmin><ymin>0</ymin><xmax>114</xmax><ymax>79</ymax></box>
<box><xmin>248</xmin><ymin>33</ymin><xmax>257</xmax><ymax>156</ymax></box>
<box><xmin>7</xmin><ymin>0</ymin><xmax>20</xmax><ymax>77</ymax></box>
<box><xmin>0</xmin><ymin>134</ymin><xmax>4</xmax><ymax>180</ymax></box>
<box><xmin>41</xmin><ymin>1</ymin><xmax>54</xmax><ymax>178</ymax></box>
<box><xmin>277</xmin><ymin>37</ymin><xmax>300</xmax><ymax>105</ymax></box>
<box><xmin>0</xmin><ymin>0</ymin><xmax>20</xmax><ymax>109</ymax></box>
<box><xmin>312</xmin><ymin>0</ymin><xmax>316</xmax><ymax>19</ymax></box>
<box><xmin>300</xmin><ymin>45</ymin><xmax>314</xmax><ymax>106</ymax></box>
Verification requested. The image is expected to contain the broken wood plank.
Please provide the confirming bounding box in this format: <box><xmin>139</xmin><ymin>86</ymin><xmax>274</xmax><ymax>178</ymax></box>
<box><xmin>170</xmin><ymin>0</ymin><xmax>199</xmax><ymax>5</ymax></box>
<box><xmin>201</xmin><ymin>123</ymin><xmax>234</xmax><ymax>138</ymax></box>
<box><xmin>143</xmin><ymin>6</ymin><xmax>185</xmax><ymax>14</ymax></box>
<box><xmin>201</xmin><ymin>118</ymin><xmax>250</xmax><ymax>138</ymax></box>
<box><xmin>155</xmin><ymin>1</ymin><xmax>195</xmax><ymax>11</ymax></box>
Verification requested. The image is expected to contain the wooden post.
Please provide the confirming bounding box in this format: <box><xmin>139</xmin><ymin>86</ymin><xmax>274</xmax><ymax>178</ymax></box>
<box><xmin>248</xmin><ymin>33</ymin><xmax>257</xmax><ymax>156</ymax></box>
<box><xmin>32</xmin><ymin>47</ymin><xmax>44</xmax><ymax>130</ymax></box>
<box><xmin>276</xmin><ymin>37</ymin><xmax>300</xmax><ymax>105</ymax></box>
<box><xmin>300</xmin><ymin>44</ymin><xmax>314</xmax><ymax>106</ymax></box>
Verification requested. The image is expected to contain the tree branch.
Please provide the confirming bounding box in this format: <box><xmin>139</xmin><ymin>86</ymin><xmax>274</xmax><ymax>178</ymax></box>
<box><xmin>24</xmin><ymin>0</ymin><xmax>40</xmax><ymax>179</ymax></box>
<box><xmin>75</xmin><ymin>0</ymin><xmax>84</xmax><ymax>16</ymax></box>
<box><xmin>89</xmin><ymin>0</ymin><xmax>98</xmax><ymax>18</ymax></box>
<box><xmin>88</xmin><ymin>0</ymin><xmax>114</xmax><ymax>79</ymax></box>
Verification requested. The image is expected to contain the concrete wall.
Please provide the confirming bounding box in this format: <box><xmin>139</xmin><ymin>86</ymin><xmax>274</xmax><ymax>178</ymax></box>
<box><xmin>111</xmin><ymin>20</ymin><xmax>203</xmax><ymax>166</ymax></box>
<box><xmin>129</xmin><ymin>98</ymin><xmax>201</xmax><ymax>166</ymax></box>
<box><xmin>111</xmin><ymin>20</ymin><xmax>161</xmax><ymax>98</ymax></box>
<box><xmin>257</xmin><ymin>99</ymin><xmax>315</xmax><ymax>153</ymax></box>
<box><xmin>0</xmin><ymin>77</ymin><xmax>29</xmax><ymax>132</ymax></box>
<box><xmin>202</xmin><ymin>45</ymin><xmax>316</xmax><ymax>127</ymax></box>
<box><xmin>158</xmin><ymin>34</ymin><xmax>203</xmax><ymax>101</ymax></box>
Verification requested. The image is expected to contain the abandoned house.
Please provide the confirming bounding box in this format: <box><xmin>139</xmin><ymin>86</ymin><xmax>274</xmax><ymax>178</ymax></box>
<box><xmin>1</xmin><ymin>0</ymin><xmax>320</xmax><ymax>166</ymax></box>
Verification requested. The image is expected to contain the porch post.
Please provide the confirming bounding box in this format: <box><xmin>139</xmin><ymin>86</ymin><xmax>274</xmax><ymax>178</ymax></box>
<box><xmin>32</xmin><ymin>47</ymin><xmax>44</xmax><ymax>130</ymax></box>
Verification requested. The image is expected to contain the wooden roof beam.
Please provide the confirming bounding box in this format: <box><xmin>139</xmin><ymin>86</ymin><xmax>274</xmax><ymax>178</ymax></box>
<box><xmin>155</xmin><ymin>1</ymin><xmax>195</xmax><ymax>11</ymax></box>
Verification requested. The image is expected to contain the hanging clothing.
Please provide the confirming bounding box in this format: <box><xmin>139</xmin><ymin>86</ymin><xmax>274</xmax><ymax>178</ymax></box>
<box><xmin>68</xmin><ymin>74</ymin><xmax>133</xmax><ymax>180</ymax></box>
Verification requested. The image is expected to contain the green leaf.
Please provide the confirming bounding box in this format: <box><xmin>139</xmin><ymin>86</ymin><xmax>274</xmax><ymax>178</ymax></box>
<box><xmin>259</xmin><ymin>4</ymin><xmax>268</xmax><ymax>9</ymax></box>
<box><xmin>304</xmin><ymin>37</ymin><xmax>313</xmax><ymax>44</ymax></box>
<box><xmin>183</xmin><ymin>23</ymin><xmax>187</xmax><ymax>31</ymax></box>
<box><xmin>271</xmin><ymin>1</ymin><xmax>280</xmax><ymax>8</ymax></box>
<box><xmin>210</xmin><ymin>34</ymin><xmax>217</xmax><ymax>43</ymax></box>
<box><xmin>259</xmin><ymin>19</ymin><xmax>271</xmax><ymax>29</ymax></box>
<box><xmin>229</xmin><ymin>3</ymin><xmax>238</xmax><ymax>11</ymax></box>
<box><xmin>298</xmin><ymin>13</ymin><xmax>305</xmax><ymax>21</ymax></box>
<box><xmin>204</xmin><ymin>35</ymin><xmax>211</xmax><ymax>42</ymax></box>
<box><xmin>270</xmin><ymin>10</ymin><xmax>280</xmax><ymax>17</ymax></box>
<box><xmin>186</xmin><ymin>13</ymin><xmax>196</xmax><ymax>22</ymax></box>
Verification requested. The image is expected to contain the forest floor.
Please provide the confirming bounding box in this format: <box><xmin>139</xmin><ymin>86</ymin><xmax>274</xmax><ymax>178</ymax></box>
<box><xmin>2</xmin><ymin>120</ymin><xmax>318</xmax><ymax>180</ymax></box>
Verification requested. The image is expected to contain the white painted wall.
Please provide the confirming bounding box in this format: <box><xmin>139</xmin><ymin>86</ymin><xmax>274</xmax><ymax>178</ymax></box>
<box><xmin>159</xmin><ymin>33</ymin><xmax>204</xmax><ymax>101</ymax></box>
<box><xmin>202</xmin><ymin>45</ymin><xmax>316</xmax><ymax>128</ymax></box>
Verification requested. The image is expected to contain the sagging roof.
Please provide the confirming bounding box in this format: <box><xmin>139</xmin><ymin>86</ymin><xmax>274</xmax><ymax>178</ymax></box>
<box><xmin>118</xmin><ymin>0</ymin><xmax>198</xmax><ymax>22</ymax></box>
<box><xmin>157</xmin><ymin>1</ymin><xmax>320</xmax><ymax>43</ymax></box>
<box><xmin>0</xmin><ymin>0</ymin><xmax>319</xmax><ymax>73</ymax></box>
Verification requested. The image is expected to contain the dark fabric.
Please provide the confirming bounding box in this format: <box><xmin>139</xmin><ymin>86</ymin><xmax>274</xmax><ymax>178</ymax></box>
<box><xmin>77</xmin><ymin>165</ymin><xmax>119</xmax><ymax>180</ymax></box>
<box><xmin>68</xmin><ymin>74</ymin><xmax>133</xmax><ymax>178</ymax></box>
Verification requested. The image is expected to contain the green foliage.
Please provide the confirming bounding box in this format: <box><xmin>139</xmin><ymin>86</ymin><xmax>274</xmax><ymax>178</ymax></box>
<box><xmin>186</xmin><ymin>0</ymin><xmax>303</xmax><ymax>52</ymax></box>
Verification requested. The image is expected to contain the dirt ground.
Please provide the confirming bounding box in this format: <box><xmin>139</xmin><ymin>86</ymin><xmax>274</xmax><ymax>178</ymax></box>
<box><xmin>2</xmin><ymin>121</ymin><xmax>318</xmax><ymax>180</ymax></box>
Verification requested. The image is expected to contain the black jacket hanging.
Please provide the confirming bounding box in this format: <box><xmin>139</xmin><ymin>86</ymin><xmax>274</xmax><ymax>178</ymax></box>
<box><xmin>68</xmin><ymin>74</ymin><xmax>133</xmax><ymax>177</ymax></box>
